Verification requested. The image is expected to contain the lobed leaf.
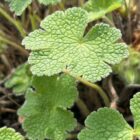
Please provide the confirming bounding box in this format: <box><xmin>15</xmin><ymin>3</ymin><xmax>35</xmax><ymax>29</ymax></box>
<box><xmin>0</xmin><ymin>127</ymin><xmax>24</xmax><ymax>140</ymax></box>
<box><xmin>78</xmin><ymin>108</ymin><xmax>133</xmax><ymax>140</ymax></box>
<box><xmin>84</xmin><ymin>0</ymin><xmax>123</xmax><ymax>21</ymax></box>
<box><xmin>18</xmin><ymin>74</ymin><xmax>78</xmax><ymax>140</ymax></box>
<box><xmin>23</xmin><ymin>7</ymin><xmax>128</xmax><ymax>82</ymax></box>
<box><xmin>130</xmin><ymin>92</ymin><xmax>140</xmax><ymax>137</ymax></box>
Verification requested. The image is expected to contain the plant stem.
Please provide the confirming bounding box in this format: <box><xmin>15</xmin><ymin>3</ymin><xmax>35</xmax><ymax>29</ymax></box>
<box><xmin>0</xmin><ymin>35</ymin><xmax>28</xmax><ymax>56</ymax></box>
<box><xmin>79</xmin><ymin>0</ymin><xmax>85</xmax><ymax>6</ymax></box>
<box><xmin>76</xmin><ymin>98</ymin><xmax>90</xmax><ymax>117</ymax></box>
<box><xmin>0</xmin><ymin>7</ymin><xmax>26</xmax><ymax>37</ymax></box>
<box><xmin>63</xmin><ymin>70</ymin><xmax>110</xmax><ymax>107</ymax></box>
<box><xmin>30</xmin><ymin>15</ymin><xmax>37</xmax><ymax>30</ymax></box>
<box><xmin>58</xmin><ymin>2</ymin><xmax>65</xmax><ymax>10</ymax></box>
<box><xmin>0</xmin><ymin>54</ymin><xmax>11</xmax><ymax>71</ymax></box>
<box><xmin>103</xmin><ymin>16</ymin><xmax>115</xmax><ymax>27</ymax></box>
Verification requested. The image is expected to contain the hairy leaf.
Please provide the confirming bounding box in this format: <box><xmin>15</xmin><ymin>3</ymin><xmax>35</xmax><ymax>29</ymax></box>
<box><xmin>78</xmin><ymin>108</ymin><xmax>133</xmax><ymax>140</ymax></box>
<box><xmin>23</xmin><ymin>7</ymin><xmax>128</xmax><ymax>82</ymax></box>
<box><xmin>18</xmin><ymin>75</ymin><xmax>78</xmax><ymax>140</ymax></box>
<box><xmin>5</xmin><ymin>64</ymin><xmax>32</xmax><ymax>95</ymax></box>
<box><xmin>130</xmin><ymin>92</ymin><xmax>140</xmax><ymax>137</ymax></box>
<box><xmin>0</xmin><ymin>127</ymin><xmax>24</xmax><ymax>140</ymax></box>
<box><xmin>6</xmin><ymin>0</ymin><xmax>61</xmax><ymax>15</ymax></box>
<box><xmin>84</xmin><ymin>0</ymin><xmax>123</xmax><ymax>21</ymax></box>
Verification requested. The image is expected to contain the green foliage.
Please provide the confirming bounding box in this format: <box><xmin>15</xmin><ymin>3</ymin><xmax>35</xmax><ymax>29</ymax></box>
<box><xmin>38</xmin><ymin>0</ymin><xmax>61</xmax><ymax>5</ymax></box>
<box><xmin>78</xmin><ymin>108</ymin><xmax>133</xmax><ymax>140</ymax></box>
<box><xmin>22</xmin><ymin>7</ymin><xmax>128</xmax><ymax>82</ymax></box>
<box><xmin>0</xmin><ymin>127</ymin><xmax>24</xmax><ymax>140</ymax></box>
<box><xmin>6</xmin><ymin>0</ymin><xmax>62</xmax><ymax>15</ymax></box>
<box><xmin>3</xmin><ymin>1</ymin><xmax>132</xmax><ymax>140</ymax></box>
<box><xmin>130</xmin><ymin>92</ymin><xmax>140</xmax><ymax>137</ymax></box>
<box><xmin>114</xmin><ymin>49</ymin><xmax>140</xmax><ymax>84</ymax></box>
<box><xmin>78</xmin><ymin>92</ymin><xmax>140</xmax><ymax>140</ymax></box>
<box><xmin>18</xmin><ymin>74</ymin><xmax>78</xmax><ymax>140</ymax></box>
<box><xmin>5</xmin><ymin>64</ymin><xmax>32</xmax><ymax>95</ymax></box>
<box><xmin>84</xmin><ymin>0</ymin><xmax>123</xmax><ymax>21</ymax></box>
<box><xmin>5</xmin><ymin>0</ymin><xmax>32</xmax><ymax>15</ymax></box>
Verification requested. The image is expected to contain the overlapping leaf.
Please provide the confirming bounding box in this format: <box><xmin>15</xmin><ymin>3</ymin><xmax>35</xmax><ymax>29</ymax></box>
<box><xmin>23</xmin><ymin>7</ymin><xmax>128</xmax><ymax>82</ymax></box>
<box><xmin>130</xmin><ymin>92</ymin><xmax>140</xmax><ymax>137</ymax></box>
<box><xmin>78</xmin><ymin>108</ymin><xmax>133</xmax><ymax>140</ymax></box>
<box><xmin>6</xmin><ymin>0</ymin><xmax>62</xmax><ymax>15</ymax></box>
<box><xmin>84</xmin><ymin>0</ymin><xmax>123</xmax><ymax>21</ymax></box>
<box><xmin>0</xmin><ymin>127</ymin><xmax>24</xmax><ymax>140</ymax></box>
<box><xmin>18</xmin><ymin>75</ymin><xmax>78</xmax><ymax>140</ymax></box>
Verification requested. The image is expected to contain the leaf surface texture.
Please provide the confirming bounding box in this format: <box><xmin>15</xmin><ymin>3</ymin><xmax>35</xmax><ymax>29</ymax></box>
<box><xmin>78</xmin><ymin>108</ymin><xmax>133</xmax><ymax>140</ymax></box>
<box><xmin>130</xmin><ymin>92</ymin><xmax>140</xmax><ymax>136</ymax></box>
<box><xmin>23</xmin><ymin>8</ymin><xmax>128</xmax><ymax>82</ymax></box>
<box><xmin>0</xmin><ymin>127</ymin><xmax>24</xmax><ymax>140</ymax></box>
<box><xmin>18</xmin><ymin>75</ymin><xmax>78</xmax><ymax>140</ymax></box>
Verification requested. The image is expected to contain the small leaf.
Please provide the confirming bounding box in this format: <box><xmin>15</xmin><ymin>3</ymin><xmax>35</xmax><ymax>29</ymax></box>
<box><xmin>78</xmin><ymin>108</ymin><xmax>133</xmax><ymax>140</ymax></box>
<box><xmin>23</xmin><ymin>7</ymin><xmax>128</xmax><ymax>82</ymax></box>
<box><xmin>5</xmin><ymin>64</ymin><xmax>32</xmax><ymax>95</ymax></box>
<box><xmin>0</xmin><ymin>127</ymin><xmax>24</xmax><ymax>140</ymax></box>
<box><xmin>5</xmin><ymin>0</ymin><xmax>32</xmax><ymax>15</ymax></box>
<box><xmin>84</xmin><ymin>0</ymin><xmax>123</xmax><ymax>21</ymax></box>
<box><xmin>6</xmin><ymin>0</ymin><xmax>62</xmax><ymax>15</ymax></box>
<box><xmin>18</xmin><ymin>75</ymin><xmax>78</xmax><ymax>140</ymax></box>
<box><xmin>130</xmin><ymin>92</ymin><xmax>140</xmax><ymax>136</ymax></box>
<box><xmin>38</xmin><ymin>0</ymin><xmax>61</xmax><ymax>5</ymax></box>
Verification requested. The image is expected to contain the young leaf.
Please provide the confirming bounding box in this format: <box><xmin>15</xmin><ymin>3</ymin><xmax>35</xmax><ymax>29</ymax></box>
<box><xmin>0</xmin><ymin>127</ymin><xmax>24</xmax><ymax>140</ymax></box>
<box><xmin>18</xmin><ymin>75</ymin><xmax>78</xmax><ymax>140</ymax></box>
<box><xmin>130</xmin><ymin>92</ymin><xmax>140</xmax><ymax>137</ymax></box>
<box><xmin>78</xmin><ymin>108</ymin><xmax>133</xmax><ymax>140</ymax></box>
<box><xmin>5</xmin><ymin>64</ymin><xmax>32</xmax><ymax>95</ymax></box>
<box><xmin>23</xmin><ymin>7</ymin><xmax>128</xmax><ymax>82</ymax></box>
<box><xmin>5</xmin><ymin>0</ymin><xmax>32</xmax><ymax>15</ymax></box>
<box><xmin>84</xmin><ymin>0</ymin><xmax>123</xmax><ymax>21</ymax></box>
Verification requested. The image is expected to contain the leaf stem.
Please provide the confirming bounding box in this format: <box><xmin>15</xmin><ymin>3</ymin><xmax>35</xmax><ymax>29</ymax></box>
<box><xmin>0</xmin><ymin>7</ymin><xmax>26</xmax><ymax>37</ymax></box>
<box><xmin>58</xmin><ymin>2</ymin><xmax>65</xmax><ymax>10</ymax></box>
<box><xmin>76</xmin><ymin>98</ymin><xmax>90</xmax><ymax>117</ymax></box>
<box><xmin>63</xmin><ymin>70</ymin><xmax>110</xmax><ymax>107</ymax></box>
<box><xmin>103</xmin><ymin>16</ymin><xmax>115</xmax><ymax>27</ymax></box>
<box><xmin>78</xmin><ymin>0</ymin><xmax>85</xmax><ymax>6</ymax></box>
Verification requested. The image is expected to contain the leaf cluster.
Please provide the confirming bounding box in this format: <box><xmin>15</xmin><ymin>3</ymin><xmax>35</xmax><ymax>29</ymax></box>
<box><xmin>2</xmin><ymin>0</ymin><xmax>139</xmax><ymax>140</ymax></box>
